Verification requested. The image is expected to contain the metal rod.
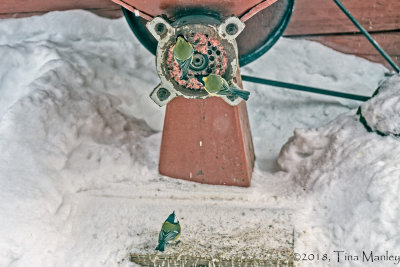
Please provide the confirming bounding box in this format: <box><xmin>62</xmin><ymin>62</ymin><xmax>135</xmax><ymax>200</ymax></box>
<box><xmin>241</xmin><ymin>75</ymin><xmax>370</xmax><ymax>101</ymax></box>
<box><xmin>332</xmin><ymin>0</ymin><xmax>400</xmax><ymax>73</ymax></box>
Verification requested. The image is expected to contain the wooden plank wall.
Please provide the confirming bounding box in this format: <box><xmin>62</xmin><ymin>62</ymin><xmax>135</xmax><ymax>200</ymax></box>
<box><xmin>286</xmin><ymin>0</ymin><xmax>400</xmax><ymax>70</ymax></box>
<box><xmin>0</xmin><ymin>0</ymin><xmax>122</xmax><ymax>18</ymax></box>
<box><xmin>0</xmin><ymin>0</ymin><xmax>399</xmax><ymax>69</ymax></box>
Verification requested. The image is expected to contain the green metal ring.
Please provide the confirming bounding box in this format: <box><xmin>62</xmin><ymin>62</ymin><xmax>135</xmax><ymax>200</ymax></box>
<box><xmin>122</xmin><ymin>0</ymin><xmax>294</xmax><ymax>67</ymax></box>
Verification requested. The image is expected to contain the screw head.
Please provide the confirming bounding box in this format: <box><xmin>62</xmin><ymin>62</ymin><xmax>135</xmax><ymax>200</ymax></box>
<box><xmin>225</xmin><ymin>23</ymin><xmax>238</xmax><ymax>35</ymax></box>
<box><xmin>155</xmin><ymin>23</ymin><xmax>167</xmax><ymax>35</ymax></box>
<box><xmin>190</xmin><ymin>53</ymin><xmax>209</xmax><ymax>71</ymax></box>
<box><xmin>157</xmin><ymin>88</ymin><xmax>171</xmax><ymax>101</ymax></box>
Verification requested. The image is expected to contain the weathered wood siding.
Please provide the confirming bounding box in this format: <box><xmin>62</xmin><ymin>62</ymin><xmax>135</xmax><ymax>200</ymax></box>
<box><xmin>286</xmin><ymin>0</ymin><xmax>400</xmax><ymax>69</ymax></box>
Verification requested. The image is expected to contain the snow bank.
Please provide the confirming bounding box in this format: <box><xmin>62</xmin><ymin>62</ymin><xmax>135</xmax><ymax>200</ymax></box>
<box><xmin>0</xmin><ymin>9</ymin><xmax>394</xmax><ymax>267</ymax></box>
<box><xmin>359</xmin><ymin>74</ymin><xmax>400</xmax><ymax>136</ymax></box>
<box><xmin>0</xmin><ymin>10</ymin><xmax>164</xmax><ymax>266</ymax></box>
<box><xmin>278</xmin><ymin>80</ymin><xmax>400</xmax><ymax>266</ymax></box>
<box><xmin>0</xmin><ymin>10</ymin><xmax>163</xmax><ymax>130</ymax></box>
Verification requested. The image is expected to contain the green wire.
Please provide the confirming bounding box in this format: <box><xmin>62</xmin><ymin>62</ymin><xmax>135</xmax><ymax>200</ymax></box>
<box><xmin>241</xmin><ymin>75</ymin><xmax>370</xmax><ymax>101</ymax></box>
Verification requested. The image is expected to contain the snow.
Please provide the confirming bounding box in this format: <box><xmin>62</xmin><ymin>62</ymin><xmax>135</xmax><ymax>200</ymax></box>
<box><xmin>360</xmin><ymin>74</ymin><xmax>400</xmax><ymax>136</ymax></box>
<box><xmin>278</xmin><ymin>110</ymin><xmax>400</xmax><ymax>266</ymax></box>
<box><xmin>0</xmin><ymin>9</ymin><xmax>398</xmax><ymax>267</ymax></box>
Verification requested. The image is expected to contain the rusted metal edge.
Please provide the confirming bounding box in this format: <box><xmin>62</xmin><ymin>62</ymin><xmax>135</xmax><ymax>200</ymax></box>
<box><xmin>111</xmin><ymin>0</ymin><xmax>153</xmax><ymax>20</ymax></box>
<box><xmin>240</xmin><ymin>0</ymin><xmax>280</xmax><ymax>22</ymax></box>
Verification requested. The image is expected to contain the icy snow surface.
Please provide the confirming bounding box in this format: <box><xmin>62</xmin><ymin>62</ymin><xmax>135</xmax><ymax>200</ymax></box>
<box><xmin>0</xmin><ymin>10</ymin><xmax>398</xmax><ymax>267</ymax></box>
